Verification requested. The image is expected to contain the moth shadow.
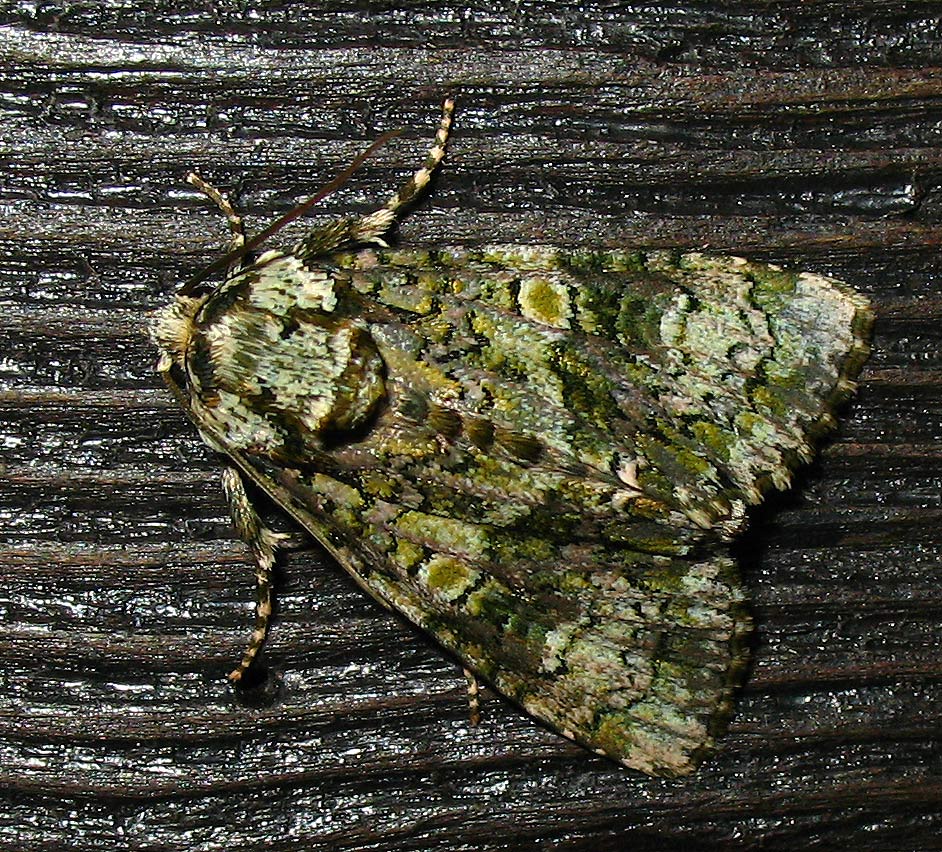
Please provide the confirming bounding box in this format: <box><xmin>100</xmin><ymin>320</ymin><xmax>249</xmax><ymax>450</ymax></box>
<box><xmin>730</xmin><ymin>456</ymin><xmax>829</xmax><ymax>577</ymax></box>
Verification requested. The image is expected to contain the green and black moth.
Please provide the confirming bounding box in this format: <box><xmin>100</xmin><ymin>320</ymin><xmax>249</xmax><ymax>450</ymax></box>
<box><xmin>151</xmin><ymin>99</ymin><xmax>873</xmax><ymax>777</ymax></box>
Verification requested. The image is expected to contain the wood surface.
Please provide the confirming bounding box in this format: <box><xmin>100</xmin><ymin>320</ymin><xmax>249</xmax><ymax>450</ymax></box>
<box><xmin>1</xmin><ymin>2</ymin><xmax>941</xmax><ymax>850</ymax></box>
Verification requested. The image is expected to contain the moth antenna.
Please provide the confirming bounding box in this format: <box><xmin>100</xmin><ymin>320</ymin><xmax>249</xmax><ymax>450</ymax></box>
<box><xmin>186</xmin><ymin>173</ymin><xmax>247</xmax><ymax>277</ymax></box>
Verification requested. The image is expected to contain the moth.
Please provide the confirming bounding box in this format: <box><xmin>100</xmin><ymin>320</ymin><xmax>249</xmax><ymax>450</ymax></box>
<box><xmin>151</xmin><ymin>99</ymin><xmax>873</xmax><ymax>777</ymax></box>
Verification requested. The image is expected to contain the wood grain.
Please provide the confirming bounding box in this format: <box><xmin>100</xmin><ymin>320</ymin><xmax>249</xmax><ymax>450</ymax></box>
<box><xmin>1</xmin><ymin>3</ymin><xmax>941</xmax><ymax>850</ymax></box>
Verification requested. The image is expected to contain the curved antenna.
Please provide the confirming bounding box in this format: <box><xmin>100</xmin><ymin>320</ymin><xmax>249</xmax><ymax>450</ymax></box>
<box><xmin>179</xmin><ymin>128</ymin><xmax>403</xmax><ymax>296</ymax></box>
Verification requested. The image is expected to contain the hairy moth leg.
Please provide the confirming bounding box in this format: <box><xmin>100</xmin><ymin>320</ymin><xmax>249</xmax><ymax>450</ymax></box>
<box><xmin>352</xmin><ymin>97</ymin><xmax>455</xmax><ymax>240</ymax></box>
<box><xmin>186</xmin><ymin>173</ymin><xmax>247</xmax><ymax>276</ymax></box>
<box><xmin>220</xmin><ymin>466</ymin><xmax>288</xmax><ymax>682</ymax></box>
<box><xmin>294</xmin><ymin>98</ymin><xmax>455</xmax><ymax>260</ymax></box>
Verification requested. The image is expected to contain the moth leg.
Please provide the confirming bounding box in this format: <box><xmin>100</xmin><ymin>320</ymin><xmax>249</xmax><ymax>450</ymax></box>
<box><xmin>293</xmin><ymin>98</ymin><xmax>454</xmax><ymax>260</ymax></box>
<box><xmin>220</xmin><ymin>466</ymin><xmax>288</xmax><ymax>682</ymax></box>
<box><xmin>187</xmin><ymin>173</ymin><xmax>247</xmax><ymax>276</ymax></box>
<box><xmin>352</xmin><ymin>96</ymin><xmax>455</xmax><ymax>242</ymax></box>
<box><xmin>464</xmin><ymin>668</ymin><xmax>482</xmax><ymax>726</ymax></box>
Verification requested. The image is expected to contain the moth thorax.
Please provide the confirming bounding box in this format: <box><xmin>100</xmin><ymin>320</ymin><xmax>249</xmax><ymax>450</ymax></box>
<box><xmin>318</xmin><ymin>321</ymin><xmax>387</xmax><ymax>437</ymax></box>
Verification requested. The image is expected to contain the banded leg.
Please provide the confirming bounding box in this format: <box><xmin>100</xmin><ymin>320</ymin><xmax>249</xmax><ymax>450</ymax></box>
<box><xmin>464</xmin><ymin>668</ymin><xmax>482</xmax><ymax>726</ymax></box>
<box><xmin>221</xmin><ymin>466</ymin><xmax>288</xmax><ymax>682</ymax></box>
<box><xmin>293</xmin><ymin>98</ymin><xmax>454</xmax><ymax>260</ymax></box>
<box><xmin>187</xmin><ymin>173</ymin><xmax>247</xmax><ymax>276</ymax></box>
<box><xmin>351</xmin><ymin>97</ymin><xmax>455</xmax><ymax>241</ymax></box>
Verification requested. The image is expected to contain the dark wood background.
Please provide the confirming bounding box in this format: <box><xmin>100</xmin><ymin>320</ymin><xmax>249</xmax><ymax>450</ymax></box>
<box><xmin>2</xmin><ymin>2</ymin><xmax>941</xmax><ymax>850</ymax></box>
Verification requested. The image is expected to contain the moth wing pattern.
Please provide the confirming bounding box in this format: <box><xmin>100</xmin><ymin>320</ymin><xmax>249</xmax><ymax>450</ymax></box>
<box><xmin>152</xmin><ymin>99</ymin><xmax>873</xmax><ymax>777</ymax></box>
<box><xmin>326</xmin><ymin>243</ymin><xmax>872</xmax><ymax>533</ymax></box>
<box><xmin>238</xmin><ymin>446</ymin><xmax>755</xmax><ymax>777</ymax></box>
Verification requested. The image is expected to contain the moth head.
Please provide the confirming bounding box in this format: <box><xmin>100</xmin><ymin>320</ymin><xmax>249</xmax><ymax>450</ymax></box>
<box><xmin>149</xmin><ymin>295</ymin><xmax>203</xmax><ymax>373</ymax></box>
